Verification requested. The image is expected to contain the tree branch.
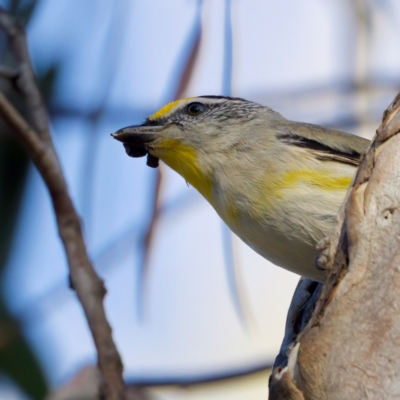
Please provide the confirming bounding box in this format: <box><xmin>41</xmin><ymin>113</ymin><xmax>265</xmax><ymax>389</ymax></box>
<box><xmin>0</xmin><ymin>10</ymin><xmax>125</xmax><ymax>400</ymax></box>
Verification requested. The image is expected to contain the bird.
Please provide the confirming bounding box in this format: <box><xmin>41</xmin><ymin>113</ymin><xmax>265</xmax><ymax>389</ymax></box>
<box><xmin>112</xmin><ymin>96</ymin><xmax>370</xmax><ymax>282</ymax></box>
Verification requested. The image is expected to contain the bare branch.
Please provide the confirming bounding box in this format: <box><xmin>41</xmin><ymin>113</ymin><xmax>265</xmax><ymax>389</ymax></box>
<box><xmin>0</xmin><ymin>8</ymin><xmax>51</xmax><ymax>140</ymax></box>
<box><xmin>140</xmin><ymin>166</ymin><xmax>163</xmax><ymax>301</ymax></box>
<box><xmin>0</xmin><ymin>65</ymin><xmax>18</xmax><ymax>80</ymax></box>
<box><xmin>0</xmin><ymin>10</ymin><xmax>125</xmax><ymax>400</ymax></box>
<box><xmin>137</xmin><ymin>7</ymin><xmax>202</xmax><ymax>317</ymax></box>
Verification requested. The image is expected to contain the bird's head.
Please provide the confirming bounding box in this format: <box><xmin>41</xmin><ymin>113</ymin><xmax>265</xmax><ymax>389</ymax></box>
<box><xmin>112</xmin><ymin>96</ymin><xmax>274</xmax><ymax>200</ymax></box>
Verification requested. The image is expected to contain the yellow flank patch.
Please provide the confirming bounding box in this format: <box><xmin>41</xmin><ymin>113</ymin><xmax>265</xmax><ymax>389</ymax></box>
<box><xmin>247</xmin><ymin>168</ymin><xmax>352</xmax><ymax>218</ymax></box>
<box><xmin>149</xmin><ymin>98</ymin><xmax>190</xmax><ymax>121</ymax></box>
<box><xmin>282</xmin><ymin>169</ymin><xmax>351</xmax><ymax>191</ymax></box>
<box><xmin>152</xmin><ymin>138</ymin><xmax>213</xmax><ymax>201</ymax></box>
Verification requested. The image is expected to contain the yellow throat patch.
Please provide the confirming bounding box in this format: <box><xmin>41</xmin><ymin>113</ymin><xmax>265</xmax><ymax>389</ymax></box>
<box><xmin>152</xmin><ymin>138</ymin><xmax>213</xmax><ymax>202</ymax></box>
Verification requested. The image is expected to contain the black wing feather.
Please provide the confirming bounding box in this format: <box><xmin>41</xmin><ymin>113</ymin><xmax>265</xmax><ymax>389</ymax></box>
<box><xmin>277</xmin><ymin>123</ymin><xmax>370</xmax><ymax>166</ymax></box>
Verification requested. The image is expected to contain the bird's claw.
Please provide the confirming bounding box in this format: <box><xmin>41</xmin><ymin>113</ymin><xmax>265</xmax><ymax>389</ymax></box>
<box><xmin>315</xmin><ymin>237</ymin><xmax>331</xmax><ymax>271</ymax></box>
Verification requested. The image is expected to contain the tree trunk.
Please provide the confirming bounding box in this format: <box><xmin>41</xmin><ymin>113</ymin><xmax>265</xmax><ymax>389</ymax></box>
<box><xmin>270</xmin><ymin>93</ymin><xmax>400</xmax><ymax>400</ymax></box>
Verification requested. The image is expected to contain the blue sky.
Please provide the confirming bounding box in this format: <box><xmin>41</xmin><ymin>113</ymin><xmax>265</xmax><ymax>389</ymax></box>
<box><xmin>1</xmin><ymin>0</ymin><xmax>400</xmax><ymax>398</ymax></box>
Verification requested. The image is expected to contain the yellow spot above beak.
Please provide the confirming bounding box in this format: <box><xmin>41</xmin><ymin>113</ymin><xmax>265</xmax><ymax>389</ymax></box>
<box><xmin>149</xmin><ymin>98</ymin><xmax>190</xmax><ymax>121</ymax></box>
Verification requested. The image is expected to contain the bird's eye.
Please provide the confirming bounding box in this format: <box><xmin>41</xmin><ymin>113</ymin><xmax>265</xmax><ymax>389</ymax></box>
<box><xmin>187</xmin><ymin>102</ymin><xmax>205</xmax><ymax>116</ymax></box>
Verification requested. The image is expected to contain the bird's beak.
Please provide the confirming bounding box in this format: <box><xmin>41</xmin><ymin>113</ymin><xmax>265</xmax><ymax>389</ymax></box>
<box><xmin>111</xmin><ymin>124</ymin><xmax>165</xmax><ymax>168</ymax></box>
<box><xmin>112</xmin><ymin>124</ymin><xmax>164</xmax><ymax>145</ymax></box>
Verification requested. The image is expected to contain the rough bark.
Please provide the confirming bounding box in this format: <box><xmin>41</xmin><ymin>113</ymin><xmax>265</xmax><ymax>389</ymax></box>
<box><xmin>270</xmin><ymin>93</ymin><xmax>400</xmax><ymax>399</ymax></box>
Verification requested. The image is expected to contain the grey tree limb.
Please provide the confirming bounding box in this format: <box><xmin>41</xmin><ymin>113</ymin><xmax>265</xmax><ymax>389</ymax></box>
<box><xmin>0</xmin><ymin>9</ymin><xmax>125</xmax><ymax>400</ymax></box>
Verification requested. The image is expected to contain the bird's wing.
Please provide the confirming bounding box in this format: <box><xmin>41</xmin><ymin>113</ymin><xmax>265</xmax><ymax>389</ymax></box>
<box><xmin>277</xmin><ymin>122</ymin><xmax>370</xmax><ymax>166</ymax></box>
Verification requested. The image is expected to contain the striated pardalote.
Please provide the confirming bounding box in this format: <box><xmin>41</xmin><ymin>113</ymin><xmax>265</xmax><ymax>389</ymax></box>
<box><xmin>112</xmin><ymin>96</ymin><xmax>369</xmax><ymax>282</ymax></box>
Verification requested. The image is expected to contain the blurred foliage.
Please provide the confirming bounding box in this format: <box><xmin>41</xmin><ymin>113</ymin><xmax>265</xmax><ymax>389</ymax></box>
<box><xmin>0</xmin><ymin>305</ymin><xmax>47</xmax><ymax>400</ymax></box>
<box><xmin>0</xmin><ymin>1</ymin><xmax>61</xmax><ymax>399</ymax></box>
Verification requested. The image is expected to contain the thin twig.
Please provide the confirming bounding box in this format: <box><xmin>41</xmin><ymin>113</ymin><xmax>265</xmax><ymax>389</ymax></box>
<box><xmin>220</xmin><ymin>0</ymin><xmax>250</xmax><ymax>325</ymax></box>
<box><xmin>80</xmin><ymin>2</ymin><xmax>131</xmax><ymax>236</ymax></box>
<box><xmin>138</xmin><ymin>166</ymin><xmax>163</xmax><ymax>317</ymax></box>
<box><xmin>0</xmin><ymin>10</ymin><xmax>125</xmax><ymax>400</ymax></box>
<box><xmin>137</xmin><ymin>3</ymin><xmax>203</xmax><ymax>318</ymax></box>
<box><xmin>0</xmin><ymin>8</ymin><xmax>51</xmax><ymax>140</ymax></box>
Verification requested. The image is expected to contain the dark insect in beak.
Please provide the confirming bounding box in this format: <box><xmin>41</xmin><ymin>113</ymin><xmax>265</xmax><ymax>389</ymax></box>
<box><xmin>112</xmin><ymin>124</ymin><xmax>163</xmax><ymax>168</ymax></box>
